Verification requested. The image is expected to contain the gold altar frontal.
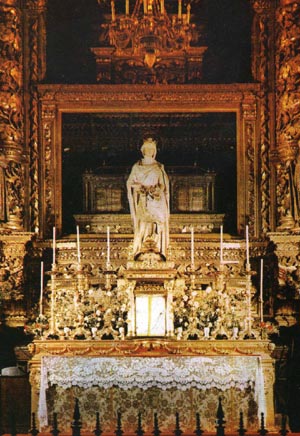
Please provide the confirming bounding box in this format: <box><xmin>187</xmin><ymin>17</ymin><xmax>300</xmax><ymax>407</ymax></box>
<box><xmin>28</xmin><ymin>338</ymin><xmax>275</xmax><ymax>433</ymax></box>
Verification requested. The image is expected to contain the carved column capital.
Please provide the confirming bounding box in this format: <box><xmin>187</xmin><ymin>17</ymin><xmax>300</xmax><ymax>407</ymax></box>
<box><xmin>279</xmin><ymin>0</ymin><xmax>300</xmax><ymax>5</ymax></box>
<box><xmin>250</xmin><ymin>0</ymin><xmax>273</xmax><ymax>13</ymax></box>
<box><xmin>24</xmin><ymin>0</ymin><xmax>47</xmax><ymax>9</ymax></box>
<box><xmin>0</xmin><ymin>0</ymin><xmax>19</xmax><ymax>6</ymax></box>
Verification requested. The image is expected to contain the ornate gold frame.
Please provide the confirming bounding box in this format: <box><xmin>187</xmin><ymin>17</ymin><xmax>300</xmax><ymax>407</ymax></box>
<box><xmin>38</xmin><ymin>83</ymin><xmax>260</xmax><ymax>237</ymax></box>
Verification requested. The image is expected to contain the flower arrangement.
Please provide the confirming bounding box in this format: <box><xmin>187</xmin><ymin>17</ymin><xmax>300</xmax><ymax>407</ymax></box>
<box><xmin>45</xmin><ymin>282</ymin><xmax>130</xmax><ymax>340</ymax></box>
<box><xmin>172</xmin><ymin>278</ymin><xmax>252</xmax><ymax>340</ymax></box>
<box><xmin>24</xmin><ymin>314</ymin><xmax>49</xmax><ymax>338</ymax></box>
<box><xmin>259</xmin><ymin>321</ymin><xmax>279</xmax><ymax>339</ymax></box>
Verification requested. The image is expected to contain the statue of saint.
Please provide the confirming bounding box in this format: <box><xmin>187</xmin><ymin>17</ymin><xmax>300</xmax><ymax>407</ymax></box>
<box><xmin>127</xmin><ymin>138</ymin><xmax>169</xmax><ymax>260</ymax></box>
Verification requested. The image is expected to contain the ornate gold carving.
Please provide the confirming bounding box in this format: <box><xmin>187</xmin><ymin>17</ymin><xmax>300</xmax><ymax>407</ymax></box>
<box><xmin>0</xmin><ymin>231</ymin><xmax>33</xmax><ymax>323</ymax></box>
<box><xmin>0</xmin><ymin>2</ymin><xmax>25</xmax><ymax>230</ymax></box>
<box><xmin>5</xmin><ymin>160</ymin><xmax>24</xmax><ymax>229</ymax></box>
<box><xmin>28</xmin><ymin>16</ymin><xmax>40</xmax><ymax>231</ymax></box>
<box><xmin>250</xmin><ymin>0</ymin><xmax>276</xmax><ymax>234</ymax></box>
<box><xmin>38</xmin><ymin>84</ymin><xmax>260</xmax><ymax>105</ymax></box>
<box><xmin>267</xmin><ymin>232</ymin><xmax>300</xmax><ymax>324</ymax></box>
<box><xmin>42</xmin><ymin>120</ymin><xmax>55</xmax><ymax>234</ymax></box>
<box><xmin>22</xmin><ymin>0</ymin><xmax>47</xmax><ymax>231</ymax></box>
<box><xmin>276</xmin><ymin>1</ymin><xmax>300</xmax><ymax>152</ymax></box>
<box><xmin>258</xmin><ymin>14</ymin><xmax>271</xmax><ymax>233</ymax></box>
<box><xmin>92</xmin><ymin>0</ymin><xmax>206</xmax><ymax>84</ymax></box>
<box><xmin>245</xmin><ymin>121</ymin><xmax>255</xmax><ymax>232</ymax></box>
<box><xmin>275</xmin><ymin>1</ymin><xmax>300</xmax><ymax>228</ymax></box>
<box><xmin>30</xmin><ymin>338</ymin><xmax>274</xmax><ymax>358</ymax></box>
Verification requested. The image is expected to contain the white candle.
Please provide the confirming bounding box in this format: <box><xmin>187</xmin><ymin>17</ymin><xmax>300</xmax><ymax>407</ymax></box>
<box><xmin>191</xmin><ymin>226</ymin><xmax>195</xmax><ymax>270</ymax></box>
<box><xmin>107</xmin><ymin>226</ymin><xmax>110</xmax><ymax>267</ymax></box>
<box><xmin>52</xmin><ymin>226</ymin><xmax>56</xmax><ymax>266</ymax></box>
<box><xmin>40</xmin><ymin>261</ymin><xmax>44</xmax><ymax>315</ymax></box>
<box><xmin>111</xmin><ymin>0</ymin><xmax>116</xmax><ymax>21</ymax></box>
<box><xmin>220</xmin><ymin>225</ymin><xmax>223</xmax><ymax>263</ymax></box>
<box><xmin>246</xmin><ymin>225</ymin><xmax>249</xmax><ymax>266</ymax></box>
<box><xmin>76</xmin><ymin>225</ymin><xmax>81</xmax><ymax>264</ymax></box>
<box><xmin>178</xmin><ymin>0</ymin><xmax>182</xmax><ymax>19</ymax></box>
<box><xmin>126</xmin><ymin>0</ymin><xmax>129</xmax><ymax>15</ymax></box>
<box><xmin>160</xmin><ymin>0</ymin><xmax>164</xmax><ymax>14</ymax></box>
<box><xmin>260</xmin><ymin>258</ymin><xmax>264</xmax><ymax>322</ymax></box>
<box><xmin>186</xmin><ymin>3</ymin><xmax>191</xmax><ymax>23</ymax></box>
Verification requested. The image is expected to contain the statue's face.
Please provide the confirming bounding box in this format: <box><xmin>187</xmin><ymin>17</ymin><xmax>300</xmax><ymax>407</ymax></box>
<box><xmin>141</xmin><ymin>141</ymin><xmax>156</xmax><ymax>158</ymax></box>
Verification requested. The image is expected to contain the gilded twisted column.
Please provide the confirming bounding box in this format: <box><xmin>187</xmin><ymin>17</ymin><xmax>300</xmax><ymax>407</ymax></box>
<box><xmin>275</xmin><ymin>0</ymin><xmax>300</xmax><ymax>230</ymax></box>
<box><xmin>0</xmin><ymin>0</ymin><xmax>25</xmax><ymax>230</ymax></box>
<box><xmin>250</xmin><ymin>0</ymin><xmax>276</xmax><ymax>234</ymax></box>
<box><xmin>23</xmin><ymin>0</ymin><xmax>47</xmax><ymax>232</ymax></box>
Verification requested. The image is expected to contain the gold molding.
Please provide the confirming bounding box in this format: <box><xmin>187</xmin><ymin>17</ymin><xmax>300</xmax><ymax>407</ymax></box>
<box><xmin>29</xmin><ymin>338</ymin><xmax>275</xmax><ymax>358</ymax></box>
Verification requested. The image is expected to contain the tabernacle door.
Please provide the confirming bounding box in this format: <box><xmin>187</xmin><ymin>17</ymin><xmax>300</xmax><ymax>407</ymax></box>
<box><xmin>135</xmin><ymin>295</ymin><xmax>166</xmax><ymax>336</ymax></box>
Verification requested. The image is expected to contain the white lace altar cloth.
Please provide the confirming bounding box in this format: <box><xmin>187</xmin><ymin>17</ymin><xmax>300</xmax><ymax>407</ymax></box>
<box><xmin>38</xmin><ymin>355</ymin><xmax>266</xmax><ymax>428</ymax></box>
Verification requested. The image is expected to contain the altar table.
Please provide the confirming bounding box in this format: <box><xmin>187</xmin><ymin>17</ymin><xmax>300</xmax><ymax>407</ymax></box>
<box><xmin>28</xmin><ymin>339</ymin><xmax>275</xmax><ymax>433</ymax></box>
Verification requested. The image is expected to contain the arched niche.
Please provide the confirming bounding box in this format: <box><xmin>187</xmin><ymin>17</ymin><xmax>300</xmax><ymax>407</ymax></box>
<box><xmin>38</xmin><ymin>83</ymin><xmax>260</xmax><ymax>237</ymax></box>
